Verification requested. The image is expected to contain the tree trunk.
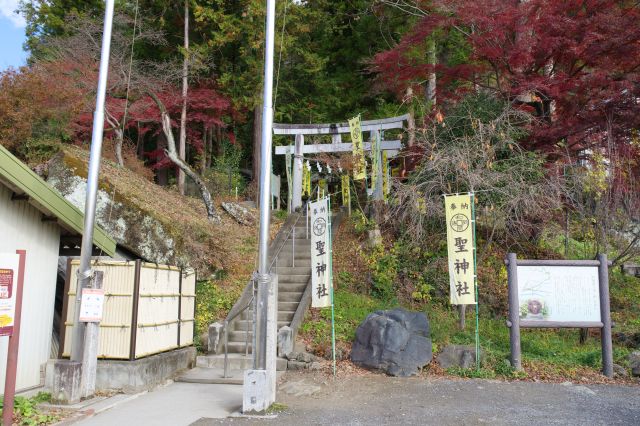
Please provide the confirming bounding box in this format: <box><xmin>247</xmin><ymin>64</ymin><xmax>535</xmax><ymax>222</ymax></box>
<box><xmin>252</xmin><ymin>105</ymin><xmax>262</xmax><ymax>205</ymax></box>
<box><xmin>178</xmin><ymin>0</ymin><xmax>190</xmax><ymax>195</ymax></box>
<box><xmin>406</xmin><ymin>87</ymin><xmax>416</xmax><ymax>147</ymax></box>
<box><xmin>206</xmin><ymin>126</ymin><xmax>213</xmax><ymax>170</ymax></box>
<box><xmin>201</xmin><ymin>126</ymin><xmax>207</xmax><ymax>173</ymax></box>
<box><xmin>149</xmin><ymin>91</ymin><xmax>221</xmax><ymax>223</ymax></box>
<box><xmin>426</xmin><ymin>38</ymin><xmax>437</xmax><ymax>108</ymax></box>
<box><xmin>105</xmin><ymin>111</ymin><xmax>124</xmax><ymax>167</ymax></box>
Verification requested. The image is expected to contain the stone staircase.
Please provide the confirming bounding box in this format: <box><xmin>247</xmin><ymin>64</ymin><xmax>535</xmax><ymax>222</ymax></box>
<box><xmin>178</xmin><ymin>214</ymin><xmax>312</xmax><ymax>384</ymax></box>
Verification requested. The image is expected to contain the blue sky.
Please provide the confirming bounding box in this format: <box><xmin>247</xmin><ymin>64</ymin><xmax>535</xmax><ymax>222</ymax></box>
<box><xmin>0</xmin><ymin>0</ymin><xmax>28</xmax><ymax>71</ymax></box>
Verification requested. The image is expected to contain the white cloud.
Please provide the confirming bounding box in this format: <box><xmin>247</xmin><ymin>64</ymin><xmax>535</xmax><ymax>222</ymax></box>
<box><xmin>0</xmin><ymin>0</ymin><xmax>26</xmax><ymax>28</ymax></box>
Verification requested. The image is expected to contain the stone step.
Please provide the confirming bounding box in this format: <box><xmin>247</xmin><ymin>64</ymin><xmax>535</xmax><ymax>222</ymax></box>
<box><xmin>276</xmin><ymin>250</ymin><xmax>311</xmax><ymax>259</ymax></box>
<box><xmin>278</xmin><ymin>291</ymin><xmax>304</xmax><ymax>302</ymax></box>
<box><xmin>225</xmin><ymin>341</ymin><xmax>253</xmax><ymax>353</ymax></box>
<box><xmin>228</xmin><ymin>330</ymin><xmax>253</xmax><ymax>341</ymax></box>
<box><xmin>234</xmin><ymin>319</ymin><xmax>289</xmax><ymax>331</ymax></box>
<box><xmin>278</xmin><ymin>301</ymin><xmax>299</xmax><ymax>311</ymax></box>
<box><xmin>278</xmin><ymin>282</ymin><xmax>307</xmax><ymax>293</ymax></box>
<box><xmin>278</xmin><ymin>274</ymin><xmax>310</xmax><ymax>284</ymax></box>
<box><xmin>236</xmin><ymin>310</ymin><xmax>296</xmax><ymax>323</ymax></box>
<box><xmin>196</xmin><ymin>354</ymin><xmax>287</xmax><ymax>371</ymax></box>
<box><xmin>176</xmin><ymin>367</ymin><xmax>244</xmax><ymax>385</ymax></box>
<box><xmin>276</xmin><ymin>258</ymin><xmax>311</xmax><ymax>267</ymax></box>
<box><xmin>275</xmin><ymin>266</ymin><xmax>311</xmax><ymax>275</ymax></box>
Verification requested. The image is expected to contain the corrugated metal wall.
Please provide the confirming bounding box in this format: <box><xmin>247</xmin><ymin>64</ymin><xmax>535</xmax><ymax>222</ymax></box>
<box><xmin>0</xmin><ymin>185</ymin><xmax>60</xmax><ymax>392</ymax></box>
<box><xmin>62</xmin><ymin>261</ymin><xmax>194</xmax><ymax>360</ymax></box>
<box><xmin>180</xmin><ymin>270</ymin><xmax>196</xmax><ymax>347</ymax></box>
<box><xmin>63</xmin><ymin>261</ymin><xmax>136</xmax><ymax>359</ymax></box>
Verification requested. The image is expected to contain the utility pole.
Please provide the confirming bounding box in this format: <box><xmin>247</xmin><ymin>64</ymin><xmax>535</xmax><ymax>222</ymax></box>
<box><xmin>70</xmin><ymin>0</ymin><xmax>115</xmax><ymax>396</ymax></box>
<box><xmin>243</xmin><ymin>0</ymin><xmax>277</xmax><ymax>413</ymax></box>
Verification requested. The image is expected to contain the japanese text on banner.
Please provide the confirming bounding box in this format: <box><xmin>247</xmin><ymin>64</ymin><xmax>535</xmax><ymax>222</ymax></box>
<box><xmin>348</xmin><ymin>115</ymin><xmax>366</xmax><ymax>180</ymax></box>
<box><xmin>370</xmin><ymin>131</ymin><xmax>380</xmax><ymax>192</ymax></box>
<box><xmin>303</xmin><ymin>165</ymin><xmax>311</xmax><ymax>198</ymax></box>
<box><xmin>382</xmin><ymin>151</ymin><xmax>389</xmax><ymax>201</ymax></box>
<box><xmin>310</xmin><ymin>198</ymin><xmax>332</xmax><ymax>307</ymax></box>
<box><xmin>341</xmin><ymin>175</ymin><xmax>350</xmax><ymax>206</ymax></box>
<box><xmin>445</xmin><ymin>194</ymin><xmax>476</xmax><ymax>305</ymax></box>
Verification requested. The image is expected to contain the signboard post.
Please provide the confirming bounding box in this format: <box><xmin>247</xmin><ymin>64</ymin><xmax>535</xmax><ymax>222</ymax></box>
<box><xmin>505</xmin><ymin>253</ymin><xmax>613</xmax><ymax>377</ymax></box>
<box><xmin>444</xmin><ymin>193</ymin><xmax>480</xmax><ymax>368</ymax></box>
<box><xmin>310</xmin><ymin>198</ymin><xmax>331</xmax><ymax>308</ymax></box>
<box><xmin>309</xmin><ymin>197</ymin><xmax>336</xmax><ymax>376</ymax></box>
<box><xmin>2</xmin><ymin>250</ymin><xmax>26</xmax><ymax>426</ymax></box>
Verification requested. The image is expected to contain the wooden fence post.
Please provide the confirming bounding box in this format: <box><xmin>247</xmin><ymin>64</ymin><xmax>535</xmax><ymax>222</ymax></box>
<box><xmin>129</xmin><ymin>260</ymin><xmax>141</xmax><ymax>361</ymax></box>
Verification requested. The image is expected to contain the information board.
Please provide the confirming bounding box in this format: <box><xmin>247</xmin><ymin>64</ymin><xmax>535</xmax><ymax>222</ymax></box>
<box><xmin>79</xmin><ymin>288</ymin><xmax>105</xmax><ymax>322</ymax></box>
<box><xmin>0</xmin><ymin>253</ymin><xmax>19</xmax><ymax>336</ymax></box>
<box><xmin>516</xmin><ymin>265</ymin><xmax>601</xmax><ymax>323</ymax></box>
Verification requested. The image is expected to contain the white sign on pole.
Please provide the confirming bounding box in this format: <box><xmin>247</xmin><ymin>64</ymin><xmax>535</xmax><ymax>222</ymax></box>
<box><xmin>310</xmin><ymin>198</ymin><xmax>331</xmax><ymax>308</ymax></box>
<box><xmin>0</xmin><ymin>253</ymin><xmax>19</xmax><ymax>336</ymax></box>
<box><xmin>516</xmin><ymin>266</ymin><xmax>601</xmax><ymax>322</ymax></box>
<box><xmin>79</xmin><ymin>288</ymin><xmax>105</xmax><ymax>322</ymax></box>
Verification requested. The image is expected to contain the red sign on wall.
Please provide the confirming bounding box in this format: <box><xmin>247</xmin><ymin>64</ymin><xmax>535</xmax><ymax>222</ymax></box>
<box><xmin>0</xmin><ymin>255</ymin><xmax>19</xmax><ymax>336</ymax></box>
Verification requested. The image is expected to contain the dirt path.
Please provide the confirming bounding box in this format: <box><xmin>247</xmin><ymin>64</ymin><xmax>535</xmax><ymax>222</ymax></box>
<box><xmin>194</xmin><ymin>370</ymin><xmax>640</xmax><ymax>425</ymax></box>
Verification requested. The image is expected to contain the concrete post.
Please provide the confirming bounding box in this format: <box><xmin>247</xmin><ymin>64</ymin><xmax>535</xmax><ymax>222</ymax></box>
<box><xmin>506</xmin><ymin>253</ymin><xmax>522</xmax><ymax>370</ymax></box>
<box><xmin>266</xmin><ymin>273</ymin><xmax>278</xmax><ymax>401</ymax></box>
<box><xmin>597</xmin><ymin>254</ymin><xmax>613</xmax><ymax>378</ymax></box>
<box><xmin>243</xmin><ymin>274</ymin><xmax>277</xmax><ymax>413</ymax></box>
<box><xmin>292</xmin><ymin>134</ymin><xmax>304</xmax><ymax>211</ymax></box>
<box><xmin>81</xmin><ymin>271</ymin><xmax>103</xmax><ymax>398</ymax></box>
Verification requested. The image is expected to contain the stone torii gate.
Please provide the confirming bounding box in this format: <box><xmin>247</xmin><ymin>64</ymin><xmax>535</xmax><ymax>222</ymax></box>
<box><xmin>274</xmin><ymin>114</ymin><xmax>408</xmax><ymax>211</ymax></box>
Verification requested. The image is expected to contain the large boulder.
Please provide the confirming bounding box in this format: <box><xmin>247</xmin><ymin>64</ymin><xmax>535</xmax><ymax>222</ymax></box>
<box><xmin>351</xmin><ymin>308</ymin><xmax>432</xmax><ymax>377</ymax></box>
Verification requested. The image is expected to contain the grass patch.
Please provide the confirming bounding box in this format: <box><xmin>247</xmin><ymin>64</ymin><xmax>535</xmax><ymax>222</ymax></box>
<box><xmin>302</xmin><ymin>216</ymin><xmax>640</xmax><ymax>381</ymax></box>
<box><xmin>266</xmin><ymin>402</ymin><xmax>288</xmax><ymax>414</ymax></box>
<box><xmin>0</xmin><ymin>392</ymin><xmax>59</xmax><ymax>425</ymax></box>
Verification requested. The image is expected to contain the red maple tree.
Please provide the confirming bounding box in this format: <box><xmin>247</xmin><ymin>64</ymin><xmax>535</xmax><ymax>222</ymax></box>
<box><xmin>372</xmin><ymin>0</ymin><xmax>640</xmax><ymax>154</ymax></box>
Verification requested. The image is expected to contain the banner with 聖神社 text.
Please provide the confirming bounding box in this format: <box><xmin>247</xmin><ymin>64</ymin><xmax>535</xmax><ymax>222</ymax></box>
<box><xmin>445</xmin><ymin>194</ymin><xmax>476</xmax><ymax>305</ymax></box>
<box><xmin>310</xmin><ymin>198</ymin><xmax>331</xmax><ymax>307</ymax></box>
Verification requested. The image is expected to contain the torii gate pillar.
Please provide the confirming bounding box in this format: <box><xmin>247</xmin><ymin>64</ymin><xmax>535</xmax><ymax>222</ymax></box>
<box><xmin>292</xmin><ymin>134</ymin><xmax>304</xmax><ymax>211</ymax></box>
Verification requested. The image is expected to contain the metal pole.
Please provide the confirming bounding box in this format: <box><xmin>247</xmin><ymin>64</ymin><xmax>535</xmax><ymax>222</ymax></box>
<box><xmin>597</xmin><ymin>253</ymin><xmax>613</xmax><ymax>378</ymax></box>
<box><xmin>70</xmin><ymin>0</ymin><xmax>115</xmax><ymax>363</ymax></box>
<box><xmin>506</xmin><ymin>253</ymin><xmax>522</xmax><ymax>370</ymax></box>
<box><xmin>255</xmin><ymin>0</ymin><xmax>277</xmax><ymax>371</ymax></box>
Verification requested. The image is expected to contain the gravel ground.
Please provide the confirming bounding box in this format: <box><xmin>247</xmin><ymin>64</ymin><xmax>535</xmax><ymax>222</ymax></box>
<box><xmin>193</xmin><ymin>370</ymin><xmax>640</xmax><ymax>426</ymax></box>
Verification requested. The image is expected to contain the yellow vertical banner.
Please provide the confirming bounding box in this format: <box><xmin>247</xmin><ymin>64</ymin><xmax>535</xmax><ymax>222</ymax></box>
<box><xmin>348</xmin><ymin>115</ymin><xmax>366</xmax><ymax>180</ymax></box>
<box><xmin>303</xmin><ymin>166</ymin><xmax>311</xmax><ymax>197</ymax></box>
<box><xmin>319</xmin><ymin>179</ymin><xmax>328</xmax><ymax>198</ymax></box>
<box><xmin>341</xmin><ymin>175</ymin><xmax>351</xmax><ymax>206</ymax></box>
<box><xmin>382</xmin><ymin>151</ymin><xmax>389</xmax><ymax>201</ymax></box>
<box><xmin>445</xmin><ymin>194</ymin><xmax>476</xmax><ymax>305</ymax></box>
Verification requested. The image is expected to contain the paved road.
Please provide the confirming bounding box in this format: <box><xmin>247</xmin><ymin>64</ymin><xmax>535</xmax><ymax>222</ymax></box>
<box><xmin>77</xmin><ymin>382</ymin><xmax>243</xmax><ymax>426</ymax></box>
<box><xmin>194</xmin><ymin>374</ymin><xmax>640</xmax><ymax>426</ymax></box>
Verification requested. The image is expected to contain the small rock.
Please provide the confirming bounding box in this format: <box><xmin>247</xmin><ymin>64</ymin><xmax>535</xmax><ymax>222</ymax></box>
<box><xmin>280</xmin><ymin>381</ymin><xmax>321</xmax><ymax>397</ymax></box>
<box><xmin>613</xmin><ymin>363</ymin><xmax>628</xmax><ymax>378</ymax></box>
<box><xmin>308</xmin><ymin>362</ymin><xmax>323</xmax><ymax>371</ymax></box>
<box><xmin>629</xmin><ymin>351</ymin><xmax>640</xmax><ymax>377</ymax></box>
<box><xmin>437</xmin><ymin>345</ymin><xmax>480</xmax><ymax>369</ymax></box>
<box><xmin>296</xmin><ymin>352</ymin><xmax>318</xmax><ymax>363</ymax></box>
<box><xmin>287</xmin><ymin>360</ymin><xmax>308</xmax><ymax>371</ymax></box>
